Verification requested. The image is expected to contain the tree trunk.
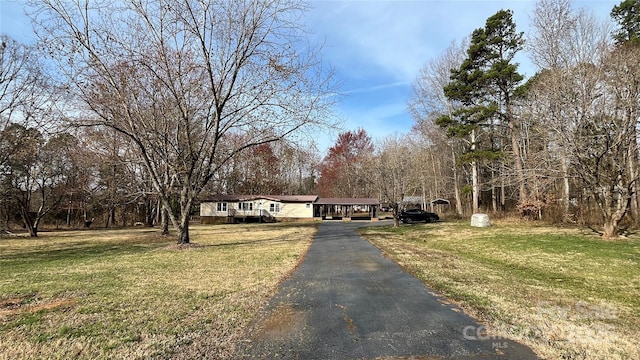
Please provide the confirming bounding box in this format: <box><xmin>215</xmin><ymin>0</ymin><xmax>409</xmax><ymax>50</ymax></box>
<box><xmin>491</xmin><ymin>169</ymin><xmax>497</xmax><ymax>212</ymax></box>
<box><xmin>508</xmin><ymin>115</ymin><xmax>527</xmax><ymax>202</ymax></box>
<box><xmin>21</xmin><ymin>211</ymin><xmax>37</xmax><ymax>237</ymax></box>
<box><xmin>602</xmin><ymin>220</ymin><xmax>619</xmax><ymax>239</ymax></box>
<box><xmin>66</xmin><ymin>202</ymin><xmax>72</xmax><ymax>227</ymax></box>
<box><xmin>27</xmin><ymin>225</ymin><xmax>37</xmax><ymax>237</ymax></box>
<box><xmin>144</xmin><ymin>196</ymin><xmax>155</xmax><ymax>227</ymax></box>
<box><xmin>177</xmin><ymin>215</ymin><xmax>190</xmax><ymax>244</ymax></box>
<box><xmin>501</xmin><ymin>179</ymin><xmax>506</xmax><ymax>211</ymax></box>
<box><xmin>106</xmin><ymin>206</ymin><xmax>115</xmax><ymax>228</ymax></box>
<box><xmin>562</xmin><ymin>151</ymin><xmax>571</xmax><ymax>222</ymax></box>
<box><xmin>452</xmin><ymin>146</ymin><xmax>464</xmax><ymax>216</ymax></box>
<box><xmin>175</xmin><ymin>193</ymin><xmax>193</xmax><ymax>244</ymax></box>
<box><xmin>471</xmin><ymin>130</ymin><xmax>479</xmax><ymax>213</ymax></box>
<box><xmin>421</xmin><ymin>174</ymin><xmax>427</xmax><ymax>211</ymax></box>
<box><xmin>161</xmin><ymin>206</ymin><xmax>170</xmax><ymax>236</ymax></box>
<box><xmin>599</xmin><ymin>185</ymin><xmax>630</xmax><ymax>240</ymax></box>
<box><xmin>431</xmin><ymin>151</ymin><xmax>439</xmax><ymax>202</ymax></box>
<box><xmin>392</xmin><ymin>205</ymin><xmax>400</xmax><ymax>228</ymax></box>
<box><xmin>472</xmin><ymin>161</ymin><xmax>479</xmax><ymax>213</ymax></box>
<box><xmin>628</xmin><ymin>123</ymin><xmax>638</xmax><ymax>224</ymax></box>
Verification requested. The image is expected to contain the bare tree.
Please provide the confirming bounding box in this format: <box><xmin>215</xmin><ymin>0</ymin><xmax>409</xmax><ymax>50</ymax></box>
<box><xmin>529</xmin><ymin>0</ymin><xmax>611</xmax><ymax>69</ymax></box>
<box><xmin>526</xmin><ymin>44</ymin><xmax>639</xmax><ymax>238</ymax></box>
<box><xmin>0</xmin><ymin>35</ymin><xmax>59</xmax><ymax>166</ymax></box>
<box><xmin>528</xmin><ymin>0</ymin><xmax>577</xmax><ymax>69</ymax></box>
<box><xmin>0</xmin><ymin>35</ymin><xmax>65</xmax><ymax>231</ymax></box>
<box><xmin>373</xmin><ymin>134</ymin><xmax>419</xmax><ymax>228</ymax></box>
<box><xmin>527</xmin><ymin>0</ymin><xmax>615</xmax><ymax>222</ymax></box>
<box><xmin>1</xmin><ymin>124</ymin><xmax>77</xmax><ymax>236</ymax></box>
<box><xmin>409</xmin><ymin>39</ymin><xmax>467</xmax><ymax>216</ymax></box>
<box><xmin>0</xmin><ymin>36</ymin><xmax>36</xmax><ymax>129</ymax></box>
<box><xmin>598</xmin><ymin>45</ymin><xmax>640</xmax><ymax>237</ymax></box>
<box><xmin>32</xmin><ymin>0</ymin><xmax>335</xmax><ymax>243</ymax></box>
<box><xmin>317</xmin><ymin>129</ymin><xmax>374</xmax><ymax>198</ymax></box>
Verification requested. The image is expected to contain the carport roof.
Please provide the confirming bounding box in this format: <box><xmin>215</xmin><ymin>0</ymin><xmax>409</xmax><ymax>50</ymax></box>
<box><xmin>431</xmin><ymin>198</ymin><xmax>451</xmax><ymax>205</ymax></box>
<box><xmin>315</xmin><ymin>198</ymin><xmax>379</xmax><ymax>206</ymax></box>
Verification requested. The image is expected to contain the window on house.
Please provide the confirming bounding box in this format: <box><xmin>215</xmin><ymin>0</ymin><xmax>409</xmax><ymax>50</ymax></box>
<box><xmin>239</xmin><ymin>202</ymin><xmax>253</xmax><ymax>211</ymax></box>
<box><xmin>306</xmin><ymin>203</ymin><xmax>311</xmax><ymax>208</ymax></box>
<box><xmin>217</xmin><ymin>202</ymin><xmax>227</xmax><ymax>212</ymax></box>
<box><xmin>269</xmin><ymin>203</ymin><xmax>280</xmax><ymax>213</ymax></box>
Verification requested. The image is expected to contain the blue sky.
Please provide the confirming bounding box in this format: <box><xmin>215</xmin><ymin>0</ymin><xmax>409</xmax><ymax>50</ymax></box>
<box><xmin>303</xmin><ymin>0</ymin><xmax>618</xmax><ymax>149</ymax></box>
<box><xmin>0</xmin><ymin>0</ymin><xmax>619</xmax><ymax>150</ymax></box>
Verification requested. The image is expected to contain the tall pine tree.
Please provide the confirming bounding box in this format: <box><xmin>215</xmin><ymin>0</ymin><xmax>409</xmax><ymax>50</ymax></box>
<box><xmin>437</xmin><ymin>9</ymin><xmax>526</xmax><ymax>212</ymax></box>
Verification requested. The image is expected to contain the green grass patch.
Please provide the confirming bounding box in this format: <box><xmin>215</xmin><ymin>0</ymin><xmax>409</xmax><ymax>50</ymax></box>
<box><xmin>361</xmin><ymin>220</ymin><xmax>640</xmax><ymax>360</ymax></box>
<box><xmin>0</xmin><ymin>223</ymin><xmax>316</xmax><ymax>359</ymax></box>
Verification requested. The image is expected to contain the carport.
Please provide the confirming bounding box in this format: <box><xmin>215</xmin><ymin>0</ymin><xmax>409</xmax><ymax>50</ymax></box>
<box><xmin>313</xmin><ymin>198</ymin><xmax>379</xmax><ymax>221</ymax></box>
<box><xmin>430</xmin><ymin>198</ymin><xmax>451</xmax><ymax>213</ymax></box>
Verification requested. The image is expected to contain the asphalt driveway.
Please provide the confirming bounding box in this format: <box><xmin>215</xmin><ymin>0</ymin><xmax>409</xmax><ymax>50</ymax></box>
<box><xmin>240</xmin><ymin>221</ymin><xmax>538</xmax><ymax>359</ymax></box>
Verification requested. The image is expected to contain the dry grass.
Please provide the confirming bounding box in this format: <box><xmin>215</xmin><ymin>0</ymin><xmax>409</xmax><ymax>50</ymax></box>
<box><xmin>0</xmin><ymin>223</ymin><xmax>316</xmax><ymax>359</ymax></box>
<box><xmin>361</xmin><ymin>220</ymin><xmax>640</xmax><ymax>360</ymax></box>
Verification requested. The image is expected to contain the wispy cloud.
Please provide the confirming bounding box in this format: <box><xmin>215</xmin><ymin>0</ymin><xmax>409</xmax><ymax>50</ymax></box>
<box><xmin>1</xmin><ymin>0</ymin><xmax>619</xmax><ymax>153</ymax></box>
<box><xmin>306</xmin><ymin>0</ymin><xmax>618</xmax><ymax>151</ymax></box>
<box><xmin>306</xmin><ymin>1</ymin><xmax>536</xmax><ymax>83</ymax></box>
<box><xmin>340</xmin><ymin>81</ymin><xmax>411</xmax><ymax>95</ymax></box>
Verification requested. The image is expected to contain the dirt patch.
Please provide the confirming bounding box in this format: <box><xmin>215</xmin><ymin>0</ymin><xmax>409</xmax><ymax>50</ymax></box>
<box><xmin>355</xmin><ymin>257</ymin><xmax>382</xmax><ymax>271</ymax></box>
<box><xmin>374</xmin><ymin>357</ymin><xmax>445</xmax><ymax>360</ymax></box>
<box><xmin>0</xmin><ymin>295</ymin><xmax>76</xmax><ymax>317</ymax></box>
<box><xmin>249</xmin><ymin>304</ymin><xmax>307</xmax><ymax>341</ymax></box>
<box><xmin>0</xmin><ymin>297</ymin><xmax>25</xmax><ymax>311</ymax></box>
<box><xmin>335</xmin><ymin>304</ymin><xmax>357</xmax><ymax>337</ymax></box>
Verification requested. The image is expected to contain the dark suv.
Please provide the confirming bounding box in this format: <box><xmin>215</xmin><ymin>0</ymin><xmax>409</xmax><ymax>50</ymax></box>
<box><xmin>399</xmin><ymin>209</ymin><xmax>439</xmax><ymax>224</ymax></box>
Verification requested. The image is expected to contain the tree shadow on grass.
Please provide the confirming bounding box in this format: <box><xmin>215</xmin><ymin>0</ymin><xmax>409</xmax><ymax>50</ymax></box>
<box><xmin>1</xmin><ymin>223</ymin><xmax>320</xmax><ymax>263</ymax></box>
<box><xmin>0</xmin><ymin>236</ymin><xmax>172</xmax><ymax>264</ymax></box>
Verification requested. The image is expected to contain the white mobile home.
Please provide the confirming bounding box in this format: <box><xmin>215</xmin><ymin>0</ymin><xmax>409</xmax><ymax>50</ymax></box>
<box><xmin>200</xmin><ymin>195</ymin><xmax>318</xmax><ymax>224</ymax></box>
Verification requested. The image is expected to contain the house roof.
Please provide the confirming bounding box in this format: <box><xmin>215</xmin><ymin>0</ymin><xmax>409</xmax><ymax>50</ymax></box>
<box><xmin>202</xmin><ymin>195</ymin><xmax>379</xmax><ymax>206</ymax></box>
<box><xmin>272</xmin><ymin>195</ymin><xmax>319</xmax><ymax>203</ymax></box>
<box><xmin>202</xmin><ymin>195</ymin><xmax>318</xmax><ymax>203</ymax></box>
<box><xmin>314</xmin><ymin>198</ymin><xmax>379</xmax><ymax>206</ymax></box>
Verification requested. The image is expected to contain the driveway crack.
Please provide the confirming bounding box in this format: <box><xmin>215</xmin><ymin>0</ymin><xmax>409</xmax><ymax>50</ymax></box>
<box><xmin>336</xmin><ymin>303</ymin><xmax>359</xmax><ymax>340</ymax></box>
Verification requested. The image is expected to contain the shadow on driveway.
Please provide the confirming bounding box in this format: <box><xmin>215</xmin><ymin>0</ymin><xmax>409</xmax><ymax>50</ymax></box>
<box><xmin>240</xmin><ymin>221</ymin><xmax>539</xmax><ymax>359</ymax></box>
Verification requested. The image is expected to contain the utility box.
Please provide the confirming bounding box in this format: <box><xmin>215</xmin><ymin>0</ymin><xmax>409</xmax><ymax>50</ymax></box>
<box><xmin>471</xmin><ymin>213</ymin><xmax>491</xmax><ymax>227</ymax></box>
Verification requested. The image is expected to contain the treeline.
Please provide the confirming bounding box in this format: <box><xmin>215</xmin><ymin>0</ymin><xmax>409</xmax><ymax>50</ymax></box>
<box><xmin>1</xmin><ymin>0</ymin><xmax>335</xmax><ymax>242</ymax></box>
<box><xmin>314</xmin><ymin>0</ymin><xmax>640</xmax><ymax>237</ymax></box>
<box><xmin>407</xmin><ymin>0</ymin><xmax>640</xmax><ymax>238</ymax></box>
<box><xmin>0</xmin><ymin>122</ymin><xmax>320</xmax><ymax>235</ymax></box>
<box><xmin>2</xmin><ymin>0</ymin><xmax>639</xmax><ymax>239</ymax></box>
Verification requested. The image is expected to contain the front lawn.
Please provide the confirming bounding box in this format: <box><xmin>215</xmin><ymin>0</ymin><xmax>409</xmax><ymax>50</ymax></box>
<box><xmin>0</xmin><ymin>223</ymin><xmax>316</xmax><ymax>359</ymax></box>
<box><xmin>361</xmin><ymin>220</ymin><xmax>640</xmax><ymax>360</ymax></box>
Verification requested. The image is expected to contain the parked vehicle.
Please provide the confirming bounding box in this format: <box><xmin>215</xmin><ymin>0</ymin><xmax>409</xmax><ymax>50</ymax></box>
<box><xmin>399</xmin><ymin>209</ymin><xmax>439</xmax><ymax>223</ymax></box>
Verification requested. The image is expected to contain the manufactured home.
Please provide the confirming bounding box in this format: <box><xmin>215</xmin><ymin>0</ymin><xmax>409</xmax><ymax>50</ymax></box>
<box><xmin>200</xmin><ymin>195</ymin><xmax>380</xmax><ymax>224</ymax></box>
<box><xmin>200</xmin><ymin>195</ymin><xmax>318</xmax><ymax>224</ymax></box>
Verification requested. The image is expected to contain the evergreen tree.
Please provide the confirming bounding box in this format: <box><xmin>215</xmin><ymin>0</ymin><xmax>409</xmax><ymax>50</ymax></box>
<box><xmin>611</xmin><ymin>0</ymin><xmax>640</xmax><ymax>46</ymax></box>
<box><xmin>437</xmin><ymin>9</ymin><xmax>526</xmax><ymax>210</ymax></box>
